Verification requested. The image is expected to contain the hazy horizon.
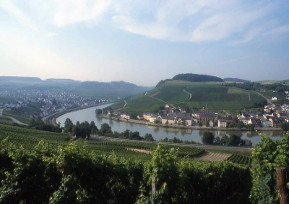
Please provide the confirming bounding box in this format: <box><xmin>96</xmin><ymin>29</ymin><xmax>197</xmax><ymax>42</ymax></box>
<box><xmin>1</xmin><ymin>0</ymin><xmax>289</xmax><ymax>86</ymax></box>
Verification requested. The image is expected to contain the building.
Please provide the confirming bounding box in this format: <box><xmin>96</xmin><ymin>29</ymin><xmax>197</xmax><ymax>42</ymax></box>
<box><xmin>218</xmin><ymin>119</ymin><xmax>227</xmax><ymax>128</ymax></box>
<box><xmin>120</xmin><ymin>113</ymin><xmax>130</xmax><ymax>120</ymax></box>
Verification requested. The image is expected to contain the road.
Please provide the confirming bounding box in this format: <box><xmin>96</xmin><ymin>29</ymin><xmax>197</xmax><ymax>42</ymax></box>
<box><xmin>256</xmin><ymin>91</ymin><xmax>272</xmax><ymax>105</ymax></box>
<box><xmin>90</xmin><ymin>135</ymin><xmax>252</xmax><ymax>152</ymax></box>
<box><xmin>0</xmin><ymin>108</ymin><xmax>27</xmax><ymax>126</ymax></box>
<box><xmin>183</xmin><ymin>89</ymin><xmax>192</xmax><ymax>101</ymax></box>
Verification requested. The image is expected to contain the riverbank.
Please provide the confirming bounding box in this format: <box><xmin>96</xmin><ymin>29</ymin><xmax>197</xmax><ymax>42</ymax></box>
<box><xmin>42</xmin><ymin>103</ymin><xmax>111</xmax><ymax>125</ymax></box>
<box><xmin>101</xmin><ymin>114</ymin><xmax>283</xmax><ymax>132</ymax></box>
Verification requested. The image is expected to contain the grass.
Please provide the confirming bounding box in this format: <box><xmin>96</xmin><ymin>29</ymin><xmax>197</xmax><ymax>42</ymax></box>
<box><xmin>111</xmin><ymin>81</ymin><xmax>266</xmax><ymax>113</ymax></box>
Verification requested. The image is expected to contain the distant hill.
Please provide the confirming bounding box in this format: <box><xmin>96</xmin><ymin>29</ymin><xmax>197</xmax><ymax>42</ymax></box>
<box><xmin>111</xmin><ymin>79</ymin><xmax>266</xmax><ymax>113</ymax></box>
<box><xmin>45</xmin><ymin>79</ymin><xmax>79</xmax><ymax>84</ymax></box>
<box><xmin>223</xmin><ymin>78</ymin><xmax>250</xmax><ymax>83</ymax></box>
<box><xmin>0</xmin><ymin>76</ymin><xmax>42</xmax><ymax>83</ymax></box>
<box><xmin>0</xmin><ymin>76</ymin><xmax>150</xmax><ymax>99</ymax></box>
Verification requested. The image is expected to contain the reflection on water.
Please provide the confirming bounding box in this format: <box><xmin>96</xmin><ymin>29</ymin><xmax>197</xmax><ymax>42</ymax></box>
<box><xmin>56</xmin><ymin>104</ymin><xmax>284</xmax><ymax>146</ymax></box>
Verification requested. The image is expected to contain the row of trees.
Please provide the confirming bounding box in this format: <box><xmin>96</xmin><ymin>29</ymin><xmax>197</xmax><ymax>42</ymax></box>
<box><xmin>64</xmin><ymin>118</ymin><xmax>155</xmax><ymax>141</ymax></box>
<box><xmin>202</xmin><ymin>132</ymin><xmax>252</xmax><ymax>146</ymax></box>
<box><xmin>64</xmin><ymin>118</ymin><xmax>98</xmax><ymax>139</ymax></box>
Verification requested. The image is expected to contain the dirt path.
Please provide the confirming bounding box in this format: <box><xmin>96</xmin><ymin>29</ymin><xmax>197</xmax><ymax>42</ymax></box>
<box><xmin>150</xmin><ymin>91</ymin><xmax>160</xmax><ymax>97</ymax></box>
<box><xmin>195</xmin><ymin>152</ymin><xmax>231</xmax><ymax>162</ymax></box>
<box><xmin>257</xmin><ymin>91</ymin><xmax>272</xmax><ymax>104</ymax></box>
<box><xmin>6</xmin><ymin>116</ymin><xmax>27</xmax><ymax>126</ymax></box>
<box><xmin>248</xmin><ymin>93</ymin><xmax>251</xmax><ymax>101</ymax></box>
<box><xmin>183</xmin><ymin>89</ymin><xmax>192</xmax><ymax>101</ymax></box>
<box><xmin>127</xmin><ymin>148</ymin><xmax>152</xmax><ymax>154</ymax></box>
<box><xmin>0</xmin><ymin>109</ymin><xmax>27</xmax><ymax>126</ymax></box>
<box><xmin>123</xmin><ymin>100</ymin><xmax>127</xmax><ymax>108</ymax></box>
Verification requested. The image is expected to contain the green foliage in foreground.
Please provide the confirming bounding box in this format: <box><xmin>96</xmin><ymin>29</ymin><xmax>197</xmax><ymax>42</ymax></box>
<box><xmin>0</xmin><ymin>139</ymin><xmax>251</xmax><ymax>203</ymax></box>
<box><xmin>250</xmin><ymin>134</ymin><xmax>289</xmax><ymax>203</ymax></box>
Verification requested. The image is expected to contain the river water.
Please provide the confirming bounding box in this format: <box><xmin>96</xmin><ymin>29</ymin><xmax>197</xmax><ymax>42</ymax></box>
<box><xmin>56</xmin><ymin>104</ymin><xmax>283</xmax><ymax>146</ymax></box>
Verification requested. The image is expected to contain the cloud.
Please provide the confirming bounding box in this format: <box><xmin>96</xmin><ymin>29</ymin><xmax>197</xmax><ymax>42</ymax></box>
<box><xmin>0</xmin><ymin>0</ymin><xmax>39</xmax><ymax>32</ymax></box>
<box><xmin>1</xmin><ymin>0</ymin><xmax>288</xmax><ymax>43</ymax></box>
<box><xmin>50</xmin><ymin>0</ymin><xmax>111</xmax><ymax>27</ymax></box>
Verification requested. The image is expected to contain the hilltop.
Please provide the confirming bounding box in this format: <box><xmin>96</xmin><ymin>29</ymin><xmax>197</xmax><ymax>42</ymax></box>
<box><xmin>156</xmin><ymin>73</ymin><xmax>223</xmax><ymax>87</ymax></box>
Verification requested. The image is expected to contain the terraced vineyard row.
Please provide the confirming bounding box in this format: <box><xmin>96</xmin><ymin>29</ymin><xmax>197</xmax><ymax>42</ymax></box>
<box><xmin>85</xmin><ymin>141</ymin><xmax>204</xmax><ymax>158</ymax></box>
<box><xmin>227</xmin><ymin>154</ymin><xmax>252</xmax><ymax>165</ymax></box>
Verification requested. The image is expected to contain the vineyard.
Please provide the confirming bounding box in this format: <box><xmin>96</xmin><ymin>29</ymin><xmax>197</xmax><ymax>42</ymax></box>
<box><xmin>0</xmin><ymin>124</ymin><xmax>204</xmax><ymax>161</ymax></box>
<box><xmin>1</xmin><ymin>123</ymin><xmax>288</xmax><ymax>203</ymax></box>
<box><xmin>227</xmin><ymin>153</ymin><xmax>252</xmax><ymax>166</ymax></box>
<box><xmin>0</xmin><ymin>139</ymin><xmax>251</xmax><ymax>203</ymax></box>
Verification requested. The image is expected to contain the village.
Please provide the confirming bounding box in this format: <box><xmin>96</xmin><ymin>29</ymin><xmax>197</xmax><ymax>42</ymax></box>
<box><xmin>106</xmin><ymin>94</ymin><xmax>289</xmax><ymax>130</ymax></box>
<box><xmin>0</xmin><ymin>88</ymin><xmax>110</xmax><ymax>118</ymax></box>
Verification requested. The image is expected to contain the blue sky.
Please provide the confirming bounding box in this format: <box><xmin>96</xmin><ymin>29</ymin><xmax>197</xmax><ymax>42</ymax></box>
<box><xmin>0</xmin><ymin>0</ymin><xmax>289</xmax><ymax>86</ymax></box>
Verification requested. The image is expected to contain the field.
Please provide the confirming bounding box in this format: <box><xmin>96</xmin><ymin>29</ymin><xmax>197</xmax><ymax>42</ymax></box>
<box><xmin>112</xmin><ymin>81</ymin><xmax>266</xmax><ymax>113</ymax></box>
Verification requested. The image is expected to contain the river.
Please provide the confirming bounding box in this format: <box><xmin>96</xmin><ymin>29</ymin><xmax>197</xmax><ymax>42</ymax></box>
<box><xmin>56</xmin><ymin>104</ymin><xmax>284</xmax><ymax>146</ymax></box>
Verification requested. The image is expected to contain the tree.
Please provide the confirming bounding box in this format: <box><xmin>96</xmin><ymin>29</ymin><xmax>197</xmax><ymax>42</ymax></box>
<box><xmin>129</xmin><ymin>131</ymin><xmax>141</xmax><ymax>140</ymax></box>
<box><xmin>95</xmin><ymin>109</ymin><xmax>103</xmax><ymax>115</ymax></box>
<box><xmin>130</xmin><ymin>113</ymin><xmax>138</xmax><ymax>120</ymax></box>
<box><xmin>202</xmin><ymin>132</ymin><xmax>215</xmax><ymax>144</ymax></box>
<box><xmin>100</xmin><ymin>123</ymin><xmax>112</xmax><ymax>135</ymax></box>
<box><xmin>228</xmin><ymin>134</ymin><xmax>241</xmax><ymax>146</ymax></box>
<box><xmin>81</xmin><ymin>121</ymin><xmax>91</xmax><ymax>139</ymax></box>
<box><xmin>73</xmin><ymin>122</ymin><xmax>81</xmax><ymax>138</ymax></box>
<box><xmin>144</xmin><ymin>133</ymin><xmax>155</xmax><ymax>141</ymax></box>
<box><xmin>64</xmin><ymin>118</ymin><xmax>74</xmax><ymax>133</ymax></box>
<box><xmin>220</xmin><ymin>135</ymin><xmax>229</xmax><ymax>145</ymax></box>
<box><xmin>90</xmin><ymin>121</ymin><xmax>98</xmax><ymax>134</ymax></box>
<box><xmin>281</xmin><ymin>122</ymin><xmax>289</xmax><ymax>131</ymax></box>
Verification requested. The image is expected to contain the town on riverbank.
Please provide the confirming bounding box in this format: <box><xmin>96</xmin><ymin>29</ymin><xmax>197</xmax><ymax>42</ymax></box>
<box><xmin>101</xmin><ymin>102</ymin><xmax>289</xmax><ymax>131</ymax></box>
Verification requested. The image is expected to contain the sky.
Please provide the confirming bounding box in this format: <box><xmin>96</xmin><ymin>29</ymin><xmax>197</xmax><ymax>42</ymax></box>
<box><xmin>0</xmin><ymin>0</ymin><xmax>289</xmax><ymax>86</ymax></box>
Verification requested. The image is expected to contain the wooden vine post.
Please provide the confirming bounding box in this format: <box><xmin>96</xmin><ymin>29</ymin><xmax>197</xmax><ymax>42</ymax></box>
<box><xmin>152</xmin><ymin>176</ymin><xmax>156</xmax><ymax>195</ymax></box>
<box><xmin>276</xmin><ymin>167</ymin><xmax>289</xmax><ymax>204</ymax></box>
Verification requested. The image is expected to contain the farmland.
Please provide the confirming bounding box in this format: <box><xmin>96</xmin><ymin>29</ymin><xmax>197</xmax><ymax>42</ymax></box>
<box><xmin>112</xmin><ymin>80</ymin><xmax>266</xmax><ymax>113</ymax></box>
<box><xmin>0</xmin><ymin>123</ymin><xmax>252</xmax><ymax>165</ymax></box>
<box><xmin>0</xmin><ymin>123</ymin><xmax>207</xmax><ymax>161</ymax></box>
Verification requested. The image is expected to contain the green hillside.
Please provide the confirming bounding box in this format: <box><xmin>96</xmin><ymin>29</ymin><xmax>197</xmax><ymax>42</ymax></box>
<box><xmin>111</xmin><ymin>80</ymin><xmax>266</xmax><ymax>113</ymax></box>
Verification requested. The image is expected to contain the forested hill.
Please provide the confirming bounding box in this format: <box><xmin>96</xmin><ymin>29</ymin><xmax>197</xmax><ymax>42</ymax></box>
<box><xmin>156</xmin><ymin>73</ymin><xmax>223</xmax><ymax>87</ymax></box>
<box><xmin>172</xmin><ymin>73</ymin><xmax>224</xmax><ymax>82</ymax></box>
